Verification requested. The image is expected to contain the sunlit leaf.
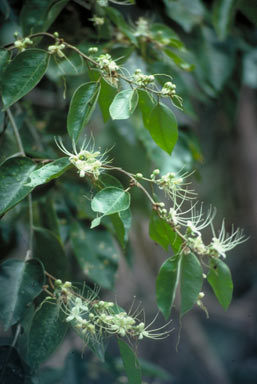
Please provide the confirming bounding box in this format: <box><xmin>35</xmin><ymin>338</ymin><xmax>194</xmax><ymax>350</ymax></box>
<box><xmin>110</xmin><ymin>89</ymin><xmax>138</xmax><ymax>120</ymax></box>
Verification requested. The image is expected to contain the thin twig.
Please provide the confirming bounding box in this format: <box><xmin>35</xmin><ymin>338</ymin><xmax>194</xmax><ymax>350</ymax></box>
<box><xmin>6</xmin><ymin>108</ymin><xmax>25</xmax><ymax>156</ymax></box>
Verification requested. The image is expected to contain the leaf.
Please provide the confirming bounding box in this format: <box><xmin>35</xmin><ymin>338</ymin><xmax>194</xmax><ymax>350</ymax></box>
<box><xmin>207</xmin><ymin>258</ymin><xmax>233</xmax><ymax>310</ymax></box>
<box><xmin>91</xmin><ymin>187</ymin><xmax>131</xmax><ymax>217</ymax></box>
<box><xmin>0</xmin><ymin>259</ymin><xmax>45</xmax><ymax>330</ymax></box>
<box><xmin>111</xmin><ymin>208</ymin><xmax>132</xmax><ymax>248</ymax></box>
<box><xmin>138</xmin><ymin>90</ymin><xmax>156</xmax><ymax>127</ymax></box>
<box><xmin>98</xmin><ymin>173</ymin><xmax>123</xmax><ymax>189</ymax></box>
<box><xmin>89</xmin><ymin>71</ymin><xmax>117</xmax><ymax>122</ymax></box>
<box><xmin>118</xmin><ymin>339</ymin><xmax>142</xmax><ymax>384</ymax></box>
<box><xmin>27</xmin><ymin>299</ymin><xmax>68</xmax><ymax>369</ymax></box>
<box><xmin>145</xmin><ymin>103</ymin><xmax>178</xmax><ymax>155</ymax></box>
<box><xmin>67</xmin><ymin>81</ymin><xmax>101</xmax><ymax>141</ymax></box>
<box><xmin>171</xmin><ymin>95</ymin><xmax>184</xmax><ymax>110</ymax></box>
<box><xmin>33</xmin><ymin>227</ymin><xmax>68</xmax><ymax>280</ymax></box>
<box><xmin>20</xmin><ymin>0</ymin><xmax>68</xmax><ymax>35</ymax></box>
<box><xmin>150</xmin><ymin>23</ymin><xmax>185</xmax><ymax>50</ymax></box>
<box><xmin>164</xmin><ymin>49</ymin><xmax>194</xmax><ymax>71</ymax></box>
<box><xmin>212</xmin><ymin>0</ymin><xmax>239</xmax><ymax>40</ymax></box>
<box><xmin>149</xmin><ymin>211</ymin><xmax>182</xmax><ymax>252</ymax></box>
<box><xmin>109</xmin><ymin>89</ymin><xmax>138</xmax><ymax>120</ymax></box>
<box><xmin>71</xmin><ymin>222</ymin><xmax>119</xmax><ymax>289</ymax></box>
<box><xmin>180</xmin><ymin>253</ymin><xmax>203</xmax><ymax>317</ymax></box>
<box><xmin>0</xmin><ymin>157</ymin><xmax>37</xmax><ymax>216</ymax></box>
<box><xmin>156</xmin><ymin>254</ymin><xmax>181</xmax><ymax>319</ymax></box>
<box><xmin>26</xmin><ymin>157</ymin><xmax>71</xmax><ymax>187</ymax></box>
<box><xmin>0</xmin><ymin>48</ymin><xmax>10</xmax><ymax>86</ymax></box>
<box><xmin>105</xmin><ymin>7</ymin><xmax>138</xmax><ymax>46</ymax></box>
<box><xmin>2</xmin><ymin>49</ymin><xmax>49</xmax><ymax>108</ymax></box>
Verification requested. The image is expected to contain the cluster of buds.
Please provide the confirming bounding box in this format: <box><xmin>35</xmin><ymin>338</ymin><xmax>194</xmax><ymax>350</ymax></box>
<box><xmin>133</xmin><ymin>17</ymin><xmax>151</xmax><ymax>39</ymax></box>
<box><xmin>14</xmin><ymin>35</ymin><xmax>33</xmax><ymax>52</ymax></box>
<box><xmin>55</xmin><ymin>137</ymin><xmax>110</xmax><ymax>179</ymax></box>
<box><xmin>57</xmin><ymin>281</ymin><xmax>172</xmax><ymax>343</ymax></box>
<box><xmin>88</xmin><ymin>47</ymin><xmax>99</xmax><ymax>55</ymax></box>
<box><xmin>96</xmin><ymin>53</ymin><xmax>119</xmax><ymax>86</ymax></box>
<box><xmin>133</xmin><ymin>69</ymin><xmax>155</xmax><ymax>87</ymax></box>
<box><xmin>89</xmin><ymin>15</ymin><xmax>105</xmax><ymax>26</ymax></box>
<box><xmin>48</xmin><ymin>41</ymin><xmax>66</xmax><ymax>58</ymax></box>
<box><xmin>161</xmin><ymin>82</ymin><xmax>177</xmax><ymax>97</ymax></box>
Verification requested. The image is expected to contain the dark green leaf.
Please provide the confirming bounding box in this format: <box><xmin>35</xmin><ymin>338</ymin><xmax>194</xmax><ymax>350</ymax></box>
<box><xmin>146</xmin><ymin>103</ymin><xmax>178</xmax><ymax>155</ymax></box>
<box><xmin>2</xmin><ymin>49</ymin><xmax>49</xmax><ymax>108</ymax></box>
<box><xmin>98</xmin><ymin>173</ymin><xmax>123</xmax><ymax>189</ymax></box>
<box><xmin>89</xmin><ymin>71</ymin><xmax>117</xmax><ymax>122</ymax></box>
<box><xmin>26</xmin><ymin>157</ymin><xmax>71</xmax><ymax>187</ymax></box>
<box><xmin>212</xmin><ymin>0</ymin><xmax>239</xmax><ymax>40</ymax></box>
<box><xmin>207</xmin><ymin>258</ymin><xmax>233</xmax><ymax>310</ymax></box>
<box><xmin>118</xmin><ymin>339</ymin><xmax>142</xmax><ymax>384</ymax></box>
<box><xmin>156</xmin><ymin>254</ymin><xmax>181</xmax><ymax>319</ymax></box>
<box><xmin>27</xmin><ymin>299</ymin><xmax>68</xmax><ymax>369</ymax></box>
<box><xmin>0</xmin><ymin>259</ymin><xmax>45</xmax><ymax>330</ymax></box>
<box><xmin>110</xmin><ymin>89</ymin><xmax>138</xmax><ymax>120</ymax></box>
<box><xmin>0</xmin><ymin>49</ymin><xmax>10</xmax><ymax>86</ymax></box>
<box><xmin>111</xmin><ymin>208</ymin><xmax>132</xmax><ymax>248</ymax></box>
<box><xmin>20</xmin><ymin>0</ymin><xmax>68</xmax><ymax>35</ymax></box>
<box><xmin>91</xmin><ymin>187</ymin><xmax>131</xmax><ymax>226</ymax></box>
<box><xmin>138</xmin><ymin>90</ymin><xmax>156</xmax><ymax>127</ymax></box>
<box><xmin>71</xmin><ymin>222</ymin><xmax>119</xmax><ymax>289</ymax></box>
<box><xmin>0</xmin><ymin>157</ymin><xmax>36</xmax><ymax>216</ymax></box>
<box><xmin>67</xmin><ymin>81</ymin><xmax>101</xmax><ymax>141</ymax></box>
<box><xmin>33</xmin><ymin>227</ymin><xmax>68</xmax><ymax>279</ymax></box>
<box><xmin>149</xmin><ymin>211</ymin><xmax>179</xmax><ymax>251</ymax></box>
<box><xmin>180</xmin><ymin>252</ymin><xmax>203</xmax><ymax>316</ymax></box>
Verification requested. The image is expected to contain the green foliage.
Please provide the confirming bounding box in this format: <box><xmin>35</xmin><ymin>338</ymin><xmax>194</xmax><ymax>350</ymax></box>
<box><xmin>109</xmin><ymin>89</ymin><xmax>139</xmax><ymax>120</ymax></box>
<box><xmin>118</xmin><ymin>339</ymin><xmax>142</xmax><ymax>384</ymax></box>
<box><xmin>207</xmin><ymin>258</ymin><xmax>233</xmax><ymax>310</ymax></box>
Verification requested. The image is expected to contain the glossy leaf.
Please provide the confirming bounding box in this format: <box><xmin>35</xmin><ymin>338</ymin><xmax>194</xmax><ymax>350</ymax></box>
<box><xmin>138</xmin><ymin>90</ymin><xmax>156</xmax><ymax>127</ymax></box>
<box><xmin>149</xmin><ymin>211</ymin><xmax>176</xmax><ymax>251</ymax></box>
<box><xmin>109</xmin><ymin>89</ymin><xmax>138</xmax><ymax>120</ymax></box>
<box><xmin>89</xmin><ymin>71</ymin><xmax>117</xmax><ymax>122</ymax></box>
<box><xmin>2</xmin><ymin>49</ymin><xmax>49</xmax><ymax>108</ymax></box>
<box><xmin>91</xmin><ymin>187</ymin><xmax>131</xmax><ymax>223</ymax></box>
<box><xmin>20</xmin><ymin>0</ymin><xmax>68</xmax><ymax>35</ymax></box>
<box><xmin>71</xmin><ymin>222</ymin><xmax>119</xmax><ymax>289</ymax></box>
<box><xmin>0</xmin><ymin>157</ymin><xmax>36</xmax><ymax>216</ymax></box>
<box><xmin>156</xmin><ymin>254</ymin><xmax>181</xmax><ymax>319</ymax></box>
<box><xmin>33</xmin><ymin>227</ymin><xmax>68</xmax><ymax>279</ymax></box>
<box><xmin>67</xmin><ymin>81</ymin><xmax>101</xmax><ymax>141</ymax></box>
<box><xmin>146</xmin><ymin>103</ymin><xmax>178</xmax><ymax>155</ymax></box>
<box><xmin>180</xmin><ymin>252</ymin><xmax>203</xmax><ymax>317</ymax></box>
<box><xmin>26</xmin><ymin>157</ymin><xmax>70</xmax><ymax>187</ymax></box>
<box><xmin>111</xmin><ymin>208</ymin><xmax>132</xmax><ymax>248</ymax></box>
<box><xmin>0</xmin><ymin>259</ymin><xmax>45</xmax><ymax>330</ymax></box>
<box><xmin>27</xmin><ymin>299</ymin><xmax>68</xmax><ymax>369</ymax></box>
<box><xmin>207</xmin><ymin>258</ymin><xmax>233</xmax><ymax>310</ymax></box>
<box><xmin>212</xmin><ymin>0</ymin><xmax>239</xmax><ymax>40</ymax></box>
<box><xmin>118</xmin><ymin>339</ymin><xmax>142</xmax><ymax>384</ymax></box>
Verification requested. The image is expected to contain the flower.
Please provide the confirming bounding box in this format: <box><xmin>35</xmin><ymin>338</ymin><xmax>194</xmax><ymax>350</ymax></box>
<box><xmin>155</xmin><ymin>170</ymin><xmax>196</xmax><ymax>200</ymax></box>
<box><xmin>55</xmin><ymin>137</ymin><xmax>111</xmax><ymax>179</ymax></box>
<box><xmin>209</xmin><ymin>220</ymin><xmax>247</xmax><ymax>258</ymax></box>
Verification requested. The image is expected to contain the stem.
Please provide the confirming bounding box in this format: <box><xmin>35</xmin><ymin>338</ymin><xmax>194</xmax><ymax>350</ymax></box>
<box><xmin>6</xmin><ymin>108</ymin><xmax>25</xmax><ymax>156</ymax></box>
<box><xmin>11</xmin><ymin>324</ymin><xmax>21</xmax><ymax>347</ymax></box>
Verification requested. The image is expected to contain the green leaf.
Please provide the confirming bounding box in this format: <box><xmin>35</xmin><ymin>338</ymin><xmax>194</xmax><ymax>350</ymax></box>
<box><xmin>91</xmin><ymin>187</ymin><xmax>131</xmax><ymax>218</ymax></box>
<box><xmin>0</xmin><ymin>259</ymin><xmax>45</xmax><ymax>330</ymax></box>
<box><xmin>67</xmin><ymin>81</ymin><xmax>101</xmax><ymax>141</ymax></box>
<box><xmin>164</xmin><ymin>48</ymin><xmax>194</xmax><ymax>71</ymax></box>
<box><xmin>109</xmin><ymin>89</ymin><xmax>138</xmax><ymax>120</ymax></box>
<box><xmin>26</xmin><ymin>157</ymin><xmax>71</xmax><ymax>187</ymax></box>
<box><xmin>118</xmin><ymin>339</ymin><xmax>142</xmax><ymax>384</ymax></box>
<box><xmin>150</xmin><ymin>23</ymin><xmax>185</xmax><ymax>50</ymax></box>
<box><xmin>212</xmin><ymin>0</ymin><xmax>239</xmax><ymax>40</ymax></box>
<box><xmin>2</xmin><ymin>49</ymin><xmax>49</xmax><ymax>109</ymax></box>
<box><xmin>146</xmin><ymin>103</ymin><xmax>178</xmax><ymax>155</ymax></box>
<box><xmin>0</xmin><ymin>157</ymin><xmax>37</xmax><ymax>216</ymax></box>
<box><xmin>156</xmin><ymin>254</ymin><xmax>181</xmax><ymax>319</ymax></box>
<box><xmin>89</xmin><ymin>71</ymin><xmax>117</xmax><ymax>122</ymax></box>
<box><xmin>207</xmin><ymin>258</ymin><xmax>233</xmax><ymax>310</ymax></box>
<box><xmin>180</xmin><ymin>253</ymin><xmax>203</xmax><ymax>316</ymax></box>
<box><xmin>0</xmin><ymin>49</ymin><xmax>10</xmax><ymax>87</ymax></box>
<box><xmin>149</xmin><ymin>211</ymin><xmax>174</xmax><ymax>251</ymax></box>
<box><xmin>33</xmin><ymin>227</ymin><xmax>68</xmax><ymax>280</ymax></box>
<box><xmin>71</xmin><ymin>222</ymin><xmax>119</xmax><ymax>289</ymax></box>
<box><xmin>138</xmin><ymin>90</ymin><xmax>156</xmax><ymax>127</ymax></box>
<box><xmin>171</xmin><ymin>95</ymin><xmax>184</xmax><ymax>110</ymax></box>
<box><xmin>27</xmin><ymin>299</ymin><xmax>68</xmax><ymax>369</ymax></box>
<box><xmin>20</xmin><ymin>0</ymin><xmax>68</xmax><ymax>35</ymax></box>
<box><xmin>111</xmin><ymin>208</ymin><xmax>132</xmax><ymax>248</ymax></box>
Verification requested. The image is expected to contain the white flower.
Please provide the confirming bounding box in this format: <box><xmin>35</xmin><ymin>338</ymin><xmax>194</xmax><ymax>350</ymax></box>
<box><xmin>156</xmin><ymin>170</ymin><xmax>196</xmax><ymax>200</ymax></box>
<box><xmin>55</xmin><ymin>137</ymin><xmax>111</xmax><ymax>179</ymax></box>
<box><xmin>209</xmin><ymin>220</ymin><xmax>247</xmax><ymax>258</ymax></box>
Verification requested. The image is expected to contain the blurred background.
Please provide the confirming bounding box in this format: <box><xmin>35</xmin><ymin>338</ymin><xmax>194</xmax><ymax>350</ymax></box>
<box><xmin>0</xmin><ymin>0</ymin><xmax>256</xmax><ymax>383</ymax></box>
